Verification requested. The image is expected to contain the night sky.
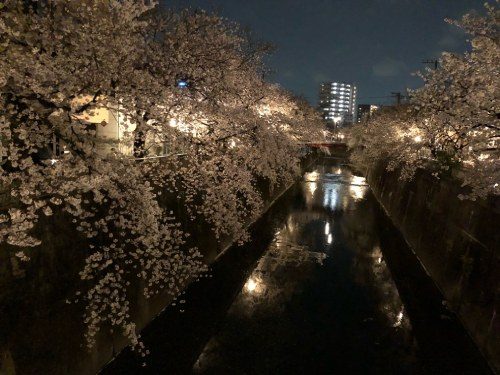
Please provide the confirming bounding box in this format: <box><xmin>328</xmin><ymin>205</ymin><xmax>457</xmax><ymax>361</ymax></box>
<box><xmin>164</xmin><ymin>0</ymin><xmax>487</xmax><ymax>105</ymax></box>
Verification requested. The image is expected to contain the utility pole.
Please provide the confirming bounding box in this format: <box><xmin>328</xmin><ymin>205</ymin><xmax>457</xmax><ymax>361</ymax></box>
<box><xmin>391</xmin><ymin>92</ymin><xmax>403</xmax><ymax>106</ymax></box>
<box><xmin>422</xmin><ymin>59</ymin><xmax>439</xmax><ymax>70</ymax></box>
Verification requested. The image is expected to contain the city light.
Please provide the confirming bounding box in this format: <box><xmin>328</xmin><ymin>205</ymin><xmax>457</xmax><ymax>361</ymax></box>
<box><xmin>319</xmin><ymin>82</ymin><xmax>357</xmax><ymax>125</ymax></box>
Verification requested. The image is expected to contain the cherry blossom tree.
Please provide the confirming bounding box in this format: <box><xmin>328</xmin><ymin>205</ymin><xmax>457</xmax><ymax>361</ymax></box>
<box><xmin>350</xmin><ymin>2</ymin><xmax>499</xmax><ymax>199</ymax></box>
<box><xmin>349</xmin><ymin>104</ymin><xmax>429</xmax><ymax>181</ymax></box>
<box><xmin>0</xmin><ymin>0</ymin><xmax>324</xmax><ymax>352</ymax></box>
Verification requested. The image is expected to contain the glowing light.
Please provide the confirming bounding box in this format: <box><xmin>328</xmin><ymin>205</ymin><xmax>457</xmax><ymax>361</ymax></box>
<box><xmin>414</xmin><ymin>135</ymin><xmax>422</xmax><ymax>143</ymax></box>
<box><xmin>327</xmin><ymin>233</ymin><xmax>333</xmax><ymax>244</ymax></box>
<box><xmin>350</xmin><ymin>185</ymin><xmax>366</xmax><ymax>200</ymax></box>
<box><xmin>323</xmin><ymin>184</ymin><xmax>339</xmax><ymax>210</ymax></box>
<box><xmin>393</xmin><ymin>310</ymin><xmax>404</xmax><ymax>327</ymax></box>
<box><xmin>351</xmin><ymin>175</ymin><xmax>366</xmax><ymax>185</ymax></box>
<box><xmin>304</xmin><ymin>171</ymin><xmax>319</xmax><ymax>197</ymax></box>
<box><xmin>177</xmin><ymin>80</ymin><xmax>188</xmax><ymax>88</ymax></box>
<box><xmin>244</xmin><ymin>277</ymin><xmax>264</xmax><ymax>295</ymax></box>
<box><xmin>304</xmin><ymin>171</ymin><xmax>320</xmax><ymax>181</ymax></box>
<box><xmin>308</xmin><ymin>182</ymin><xmax>317</xmax><ymax>196</ymax></box>
<box><xmin>349</xmin><ymin>175</ymin><xmax>368</xmax><ymax>201</ymax></box>
<box><xmin>168</xmin><ymin>118</ymin><xmax>191</xmax><ymax>134</ymax></box>
<box><xmin>324</xmin><ymin>222</ymin><xmax>330</xmax><ymax>235</ymax></box>
<box><xmin>245</xmin><ymin>278</ymin><xmax>257</xmax><ymax>292</ymax></box>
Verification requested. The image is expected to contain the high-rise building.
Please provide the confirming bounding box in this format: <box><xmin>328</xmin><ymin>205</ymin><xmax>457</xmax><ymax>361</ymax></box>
<box><xmin>318</xmin><ymin>82</ymin><xmax>357</xmax><ymax>125</ymax></box>
<box><xmin>356</xmin><ymin>104</ymin><xmax>379</xmax><ymax>123</ymax></box>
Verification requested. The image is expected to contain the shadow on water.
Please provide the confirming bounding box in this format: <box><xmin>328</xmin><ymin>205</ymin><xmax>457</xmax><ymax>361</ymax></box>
<box><xmin>103</xmin><ymin>156</ymin><xmax>492</xmax><ymax>375</ymax></box>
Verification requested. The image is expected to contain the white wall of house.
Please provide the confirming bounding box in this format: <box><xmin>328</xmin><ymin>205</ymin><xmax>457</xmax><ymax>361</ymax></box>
<box><xmin>73</xmin><ymin>97</ymin><xmax>136</xmax><ymax>156</ymax></box>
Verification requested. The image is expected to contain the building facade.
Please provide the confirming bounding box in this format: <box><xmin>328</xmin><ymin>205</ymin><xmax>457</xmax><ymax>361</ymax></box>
<box><xmin>318</xmin><ymin>82</ymin><xmax>357</xmax><ymax>126</ymax></box>
<box><xmin>356</xmin><ymin>104</ymin><xmax>379</xmax><ymax>123</ymax></box>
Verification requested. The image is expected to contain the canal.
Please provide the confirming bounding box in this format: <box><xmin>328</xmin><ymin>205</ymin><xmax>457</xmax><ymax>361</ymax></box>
<box><xmin>104</xmin><ymin>155</ymin><xmax>492</xmax><ymax>374</ymax></box>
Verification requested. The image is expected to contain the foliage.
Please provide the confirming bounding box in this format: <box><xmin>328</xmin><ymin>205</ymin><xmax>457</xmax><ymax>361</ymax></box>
<box><xmin>349</xmin><ymin>1</ymin><xmax>499</xmax><ymax>199</ymax></box>
<box><xmin>0</xmin><ymin>0</ymin><xmax>324</xmax><ymax>352</ymax></box>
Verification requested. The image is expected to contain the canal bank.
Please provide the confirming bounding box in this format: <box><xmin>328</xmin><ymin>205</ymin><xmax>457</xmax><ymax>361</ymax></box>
<box><xmin>366</xmin><ymin>160</ymin><xmax>500</xmax><ymax>374</ymax></box>
<box><xmin>0</xmin><ymin>150</ymin><xmax>320</xmax><ymax>375</ymax></box>
<box><xmin>104</xmin><ymin>155</ymin><xmax>492</xmax><ymax>374</ymax></box>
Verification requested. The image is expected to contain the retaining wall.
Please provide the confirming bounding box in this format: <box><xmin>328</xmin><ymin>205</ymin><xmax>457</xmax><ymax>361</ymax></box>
<box><xmin>0</xmin><ymin>151</ymin><xmax>319</xmax><ymax>375</ymax></box>
<box><xmin>367</xmin><ymin>162</ymin><xmax>500</xmax><ymax>373</ymax></box>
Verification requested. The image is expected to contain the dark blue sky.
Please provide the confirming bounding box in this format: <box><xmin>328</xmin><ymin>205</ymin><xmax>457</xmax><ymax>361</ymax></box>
<box><xmin>164</xmin><ymin>0</ymin><xmax>486</xmax><ymax>105</ymax></box>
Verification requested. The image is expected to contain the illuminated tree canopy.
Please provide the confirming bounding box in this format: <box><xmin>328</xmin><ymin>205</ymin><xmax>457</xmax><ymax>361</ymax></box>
<box><xmin>350</xmin><ymin>2</ymin><xmax>499</xmax><ymax>199</ymax></box>
<box><xmin>0</xmin><ymin>0</ymin><xmax>324</xmax><ymax>350</ymax></box>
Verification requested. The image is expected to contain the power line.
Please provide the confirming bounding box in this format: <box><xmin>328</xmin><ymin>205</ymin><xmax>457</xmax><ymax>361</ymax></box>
<box><xmin>391</xmin><ymin>92</ymin><xmax>403</xmax><ymax>105</ymax></box>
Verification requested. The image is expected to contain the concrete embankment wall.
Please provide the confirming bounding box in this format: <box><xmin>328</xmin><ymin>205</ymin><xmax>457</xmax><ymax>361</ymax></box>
<box><xmin>366</xmin><ymin>161</ymin><xmax>500</xmax><ymax>373</ymax></box>
<box><xmin>0</xmin><ymin>151</ymin><xmax>319</xmax><ymax>375</ymax></box>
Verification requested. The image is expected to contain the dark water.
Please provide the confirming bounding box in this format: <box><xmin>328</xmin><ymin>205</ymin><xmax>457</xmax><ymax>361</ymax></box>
<box><xmin>104</xmin><ymin>156</ymin><xmax>492</xmax><ymax>375</ymax></box>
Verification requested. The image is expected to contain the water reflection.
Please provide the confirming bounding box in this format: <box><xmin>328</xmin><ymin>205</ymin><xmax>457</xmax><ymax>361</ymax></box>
<box><xmin>303</xmin><ymin>171</ymin><xmax>319</xmax><ymax>199</ymax></box>
<box><xmin>193</xmin><ymin>207</ymin><xmax>329</xmax><ymax>372</ymax></box>
<box><xmin>339</xmin><ymin>181</ymin><xmax>413</xmax><ymax>342</ymax></box>
<box><xmin>303</xmin><ymin>165</ymin><xmax>369</xmax><ymax>212</ymax></box>
<box><xmin>192</xmin><ymin>159</ymin><xmax>418</xmax><ymax>374</ymax></box>
<box><xmin>352</xmin><ymin>244</ymin><xmax>412</xmax><ymax>334</ymax></box>
<box><xmin>102</xmin><ymin>156</ymin><xmax>489</xmax><ymax>374</ymax></box>
<box><xmin>349</xmin><ymin>175</ymin><xmax>368</xmax><ymax>201</ymax></box>
<box><xmin>244</xmin><ymin>277</ymin><xmax>263</xmax><ymax>295</ymax></box>
<box><xmin>238</xmin><ymin>222</ymin><xmax>327</xmax><ymax>315</ymax></box>
<box><xmin>323</xmin><ymin>181</ymin><xmax>340</xmax><ymax>210</ymax></box>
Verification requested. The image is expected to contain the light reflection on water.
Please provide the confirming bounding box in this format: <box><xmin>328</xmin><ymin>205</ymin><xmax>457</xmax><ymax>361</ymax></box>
<box><xmin>238</xmin><ymin>220</ymin><xmax>327</xmax><ymax>313</ymax></box>
<box><xmin>303</xmin><ymin>170</ymin><xmax>319</xmax><ymax>204</ymax></box>
<box><xmin>303</xmin><ymin>165</ymin><xmax>369</xmax><ymax>211</ymax></box>
<box><xmin>194</xmin><ymin>211</ymin><xmax>328</xmax><ymax>373</ymax></box>
<box><xmin>361</xmin><ymin>245</ymin><xmax>411</xmax><ymax>332</ymax></box>
<box><xmin>193</xmin><ymin>161</ymin><xmax>417</xmax><ymax>374</ymax></box>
